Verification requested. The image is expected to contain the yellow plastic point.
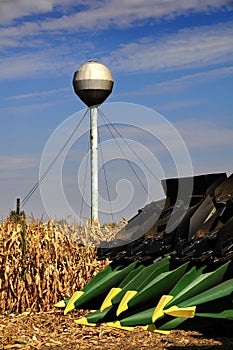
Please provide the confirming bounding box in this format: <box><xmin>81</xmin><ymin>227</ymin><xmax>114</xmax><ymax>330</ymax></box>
<box><xmin>100</xmin><ymin>287</ymin><xmax>122</xmax><ymax>312</ymax></box>
<box><xmin>152</xmin><ymin>295</ymin><xmax>173</xmax><ymax>322</ymax></box>
<box><xmin>54</xmin><ymin>300</ymin><xmax>66</xmax><ymax>308</ymax></box>
<box><xmin>74</xmin><ymin>317</ymin><xmax>97</xmax><ymax>327</ymax></box>
<box><xmin>142</xmin><ymin>324</ymin><xmax>170</xmax><ymax>334</ymax></box>
<box><xmin>116</xmin><ymin>290</ymin><xmax>138</xmax><ymax>316</ymax></box>
<box><xmin>165</xmin><ymin>305</ymin><xmax>196</xmax><ymax>318</ymax></box>
<box><xmin>64</xmin><ymin>291</ymin><xmax>84</xmax><ymax>315</ymax></box>
<box><xmin>154</xmin><ymin>329</ymin><xmax>171</xmax><ymax>335</ymax></box>
<box><xmin>107</xmin><ymin>321</ymin><xmax>135</xmax><ymax>331</ymax></box>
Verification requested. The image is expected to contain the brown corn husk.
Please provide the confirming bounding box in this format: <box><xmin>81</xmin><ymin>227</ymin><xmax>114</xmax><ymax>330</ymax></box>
<box><xmin>0</xmin><ymin>216</ymin><xmax>121</xmax><ymax>314</ymax></box>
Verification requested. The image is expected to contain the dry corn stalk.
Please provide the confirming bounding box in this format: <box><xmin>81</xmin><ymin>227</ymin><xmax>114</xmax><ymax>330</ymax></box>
<box><xmin>0</xmin><ymin>216</ymin><xmax>119</xmax><ymax>315</ymax></box>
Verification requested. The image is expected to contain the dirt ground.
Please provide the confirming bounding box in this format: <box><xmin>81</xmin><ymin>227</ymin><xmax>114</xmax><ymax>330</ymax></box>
<box><xmin>1</xmin><ymin>309</ymin><xmax>233</xmax><ymax>350</ymax></box>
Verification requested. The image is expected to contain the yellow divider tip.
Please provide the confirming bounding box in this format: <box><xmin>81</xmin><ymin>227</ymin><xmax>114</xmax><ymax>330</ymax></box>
<box><xmin>164</xmin><ymin>305</ymin><xmax>196</xmax><ymax>318</ymax></box>
<box><xmin>64</xmin><ymin>291</ymin><xmax>84</xmax><ymax>315</ymax></box>
<box><xmin>100</xmin><ymin>287</ymin><xmax>122</xmax><ymax>312</ymax></box>
<box><xmin>142</xmin><ymin>324</ymin><xmax>170</xmax><ymax>334</ymax></box>
<box><xmin>54</xmin><ymin>300</ymin><xmax>66</xmax><ymax>308</ymax></box>
<box><xmin>155</xmin><ymin>329</ymin><xmax>171</xmax><ymax>335</ymax></box>
<box><xmin>107</xmin><ymin>321</ymin><xmax>134</xmax><ymax>331</ymax></box>
<box><xmin>152</xmin><ymin>295</ymin><xmax>173</xmax><ymax>323</ymax></box>
<box><xmin>116</xmin><ymin>290</ymin><xmax>137</xmax><ymax>316</ymax></box>
<box><xmin>74</xmin><ymin>317</ymin><xmax>97</xmax><ymax>327</ymax></box>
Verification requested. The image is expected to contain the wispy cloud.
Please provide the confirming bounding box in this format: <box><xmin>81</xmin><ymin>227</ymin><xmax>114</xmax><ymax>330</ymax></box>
<box><xmin>119</xmin><ymin>66</ymin><xmax>233</xmax><ymax>97</ymax></box>
<box><xmin>1</xmin><ymin>20</ymin><xmax>232</xmax><ymax>80</ymax></box>
<box><xmin>157</xmin><ymin>99</ymin><xmax>202</xmax><ymax>111</ymax></box>
<box><xmin>40</xmin><ymin>0</ymin><xmax>228</xmax><ymax>32</ymax></box>
<box><xmin>7</xmin><ymin>87</ymin><xmax>69</xmax><ymax>101</ymax></box>
<box><xmin>1</xmin><ymin>0</ymin><xmax>231</xmax><ymax>28</ymax></box>
<box><xmin>0</xmin><ymin>155</ymin><xmax>39</xmax><ymax>171</ymax></box>
<box><xmin>153</xmin><ymin>66</ymin><xmax>233</xmax><ymax>93</ymax></box>
<box><xmin>0</xmin><ymin>48</ymin><xmax>78</xmax><ymax>79</ymax></box>
<box><xmin>1</xmin><ymin>1</ymin><xmax>232</xmax><ymax>49</ymax></box>
<box><xmin>0</xmin><ymin>52</ymin><xmax>55</xmax><ymax>79</ymax></box>
<box><xmin>106</xmin><ymin>22</ymin><xmax>233</xmax><ymax>72</ymax></box>
<box><xmin>0</xmin><ymin>100</ymin><xmax>67</xmax><ymax>115</ymax></box>
<box><xmin>0</xmin><ymin>0</ymin><xmax>77</xmax><ymax>24</ymax></box>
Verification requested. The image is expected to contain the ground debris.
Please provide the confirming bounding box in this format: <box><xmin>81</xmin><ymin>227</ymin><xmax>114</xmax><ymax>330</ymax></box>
<box><xmin>0</xmin><ymin>310</ymin><xmax>232</xmax><ymax>350</ymax></box>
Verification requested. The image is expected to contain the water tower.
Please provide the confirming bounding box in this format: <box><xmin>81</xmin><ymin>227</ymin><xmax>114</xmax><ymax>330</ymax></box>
<box><xmin>73</xmin><ymin>60</ymin><xmax>114</xmax><ymax>222</ymax></box>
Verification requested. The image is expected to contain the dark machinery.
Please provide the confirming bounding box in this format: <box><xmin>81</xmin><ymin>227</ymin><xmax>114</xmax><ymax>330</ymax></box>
<box><xmin>97</xmin><ymin>173</ymin><xmax>233</xmax><ymax>266</ymax></box>
<box><xmin>57</xmin><ymin>172</ymin><xmax>233</xmax><ymax>335</ymax></box>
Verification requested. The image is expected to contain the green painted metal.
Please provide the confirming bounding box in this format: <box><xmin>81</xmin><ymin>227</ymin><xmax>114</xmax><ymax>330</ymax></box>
<box><xmin>111</xmin><ymin>257</ymin><xmax>170</xmax><ymax>306</ymax></box>
<box><xmin>119</xmin><ymin>307</ymin><xmax>154</xmax><ymax>326</ymax></box>
<box><xmin>82</xmin><ymin>263</ymin><xmax>121</xmax><ymax>291</ymax></box>
<box><xmin>117</xmin><ymin>264</ymin><xmax>145</xmax><ymax>288</ymax></box>
<box><xmin>99</xmin><ymin>265</ymin><xmax>145</xmax><ymax>312</ymax></box>
<box><xmin>132</xmin><ymin>257</ymin><xmax>171</xmax><ymax>291</ymax></box>
<box><xmin>60</xmin><ymin>253</ymin><xmax>232</xmax><ymax>332</ymax></box>
<box><xmin>122</xmin><ymin>262</ymin><xmax>188</xmax><ymax>312</ymax></box>
<box><xmin>156</xmin><ymin>307</ymin><xmax>233</xmax><ymax>332</ymax></box>
<box><xmin>156</xmin><ymin>278</ymin><xmax>233</xmax><ymax>331</ymax></box>
<box><xmin>55</xmin><ymin>263</ymin><xmax>120</xmax><ymax>308</ymax></box>
<box><xmin>65</xmin><ymin>260</ymin><xmax>137</xmax><ymax>311</ymax></box>
<box><xmin>165</xmin><ymin>261</ymin><xmax>230</xmax><ymax>308</ymax></box>
<box><xmin>84</xmin><ymin>306</ymin><xmax>115</xmax><ymax>324</ymax></box>
<box><xmin>168</xmin><ymin>266</ymin><xmax>204</xmax><ymax>297</ymax></box>
<box><xmin>105</xmin><ymin>263</ymin><xmax>233</xmax><ymax>328</ymax></box>
<box><xmin>156</xmin><ymin>317</ymin><xmax>186</xmax><ymax>331</ymax></box>
<box><xmin>82</xmin><ymin>258</ymin><xmax>170</xmax><ymax>324</ymax></box>
<box><xmin>195</xmin><ymin>310</ymin><xmax>233</xmax><ymax>320</ymax></box>
<box><xmin>178</xmin><ymin>278</ymin><xmax>233</xmax><ymax>308</ymax></box>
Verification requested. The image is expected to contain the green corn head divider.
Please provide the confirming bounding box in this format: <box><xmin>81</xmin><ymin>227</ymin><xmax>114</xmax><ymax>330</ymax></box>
<box><xmin>56</xmin><ymin>173</ymin><xmax>233</xmax><ymax>334</ymax></box>
<box><xmin>62</xmin><ymin>261</ymin><xmax>137</xmax><ymax>314</ymax></box>
<box><xmin>55</xmin><ymin>263</ymin><xmax>120</xmax><ymax>309</ymax></box>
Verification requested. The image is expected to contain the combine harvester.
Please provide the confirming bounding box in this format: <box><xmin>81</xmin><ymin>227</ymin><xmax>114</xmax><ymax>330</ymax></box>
<box><xmin>56</xmin><ymin>173</ymin><xmax>233</xmax><ymax>334</ymax></box>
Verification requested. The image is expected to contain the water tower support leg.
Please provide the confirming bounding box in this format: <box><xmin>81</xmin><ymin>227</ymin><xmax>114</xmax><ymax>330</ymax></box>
<box><xmin>90</xmin><ymin>106</ymin><xmax>98</xmax><ymax>222</ymax></box>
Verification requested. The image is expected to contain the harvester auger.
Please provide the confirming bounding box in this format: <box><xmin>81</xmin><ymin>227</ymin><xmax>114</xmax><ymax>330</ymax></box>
<box><xmin>56</xmin><ymin>172</ymin><xmax>233</xmax><ymax>334</ymax></box>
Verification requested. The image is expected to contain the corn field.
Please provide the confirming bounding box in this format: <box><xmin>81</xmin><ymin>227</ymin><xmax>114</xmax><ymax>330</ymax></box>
<box><xmin>0</xmin><ymin>215</ymin><xmax>120</xmax><ymax>315</ymax></box>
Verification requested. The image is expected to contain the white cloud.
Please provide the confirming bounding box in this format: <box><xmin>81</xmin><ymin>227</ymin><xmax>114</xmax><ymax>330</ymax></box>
<box><xmin>0</xmin><ymin>1</ymin><xmax>52</xmax><ymax>24</ymax></box>
<box><xmin>157</xmin><ymin>99</ymin><xmax>202</xmax><ymax>111</ymax></box>
<box><xmin>0</xmin><ymin>0</ymin><xmax>232</xmax><ymax>41</ymax></box>
<box><xmin>0</xmin><ymin>0</ymin><xmax>79</xmax><ymax>24</ymax></box>
<box><xmin>0</xmin><ymin>1</ymin><xmax>232</xmax><ymax>80</ymax></box>
<box><xmin>120</xmin><ymin>66</ymin><xmax>233</xmax><ymax>97</ymax></box>
<box><xmin>0</xmin><ymin>48</ymin><xmax>77</xmax><ymax>79</ymax></box>
<box><xmin>1</xmin><ymin>0</ymin><xmax>231</xmax><ymax>28</ymax></box>
<box><xmin>0</xmin><ymin>52</ymin><xmax>52</xmax><ymax>79</ymax></box>
<box><xmin>0</xmin><ymin>101</ymin><xmax>60</xmax><ymax>115</ymax></box>
<box><xmin>154</xmin><ymin>66</ymin><xmax>233</xmax><ymax>93</ymax></box>
<box><xmin>106</xmin><ymin>22</ymin><xmax>233</xmax><ymax>72</ymax></box>
<box><xmin>1</xmin><ymin>20</ymin><xmax>232</xmax><ymax>80</ymax></box>
<box><xmin>7</xmin><ymin>87</ymin><xmax>69</xmax><ymax>100</ymax></box>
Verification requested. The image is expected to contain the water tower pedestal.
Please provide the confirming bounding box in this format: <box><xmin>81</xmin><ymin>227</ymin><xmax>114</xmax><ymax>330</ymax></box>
<box><xmin>90</xmin><ymin>106</ymin><xmax>98</xmax><ymax>221</ymax></box>
<box><xmin>73</xmin><ymin>60</ymin><xmax>114</xmax><ymax>222</ymax></box>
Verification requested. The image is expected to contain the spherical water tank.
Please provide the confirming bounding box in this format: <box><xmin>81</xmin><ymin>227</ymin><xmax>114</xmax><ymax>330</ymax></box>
<box><xmin>73</xmin><ymin>60</ymin><xmax>114</xmax><ymax>107</ymax></box>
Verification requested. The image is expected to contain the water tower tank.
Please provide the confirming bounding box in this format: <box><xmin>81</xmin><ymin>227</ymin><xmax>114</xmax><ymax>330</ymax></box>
<box><xmin>73</xmin><ymin>60</ymin><xmax>114</xmax><ymax>107</ymax></box>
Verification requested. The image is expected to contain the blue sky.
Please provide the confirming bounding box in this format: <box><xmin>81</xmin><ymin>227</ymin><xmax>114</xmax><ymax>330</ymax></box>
<box><xmin>0</xmin><ymin>0</ymin><xmax>233</xmax><ymax>223</ymax></box>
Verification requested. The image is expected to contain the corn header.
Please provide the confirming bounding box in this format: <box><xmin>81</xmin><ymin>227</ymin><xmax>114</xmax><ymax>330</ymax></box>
<box><xmin>56</xmin><ymin>172</ymin><xmax>233</xmax><ymax>334</ymax></box>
